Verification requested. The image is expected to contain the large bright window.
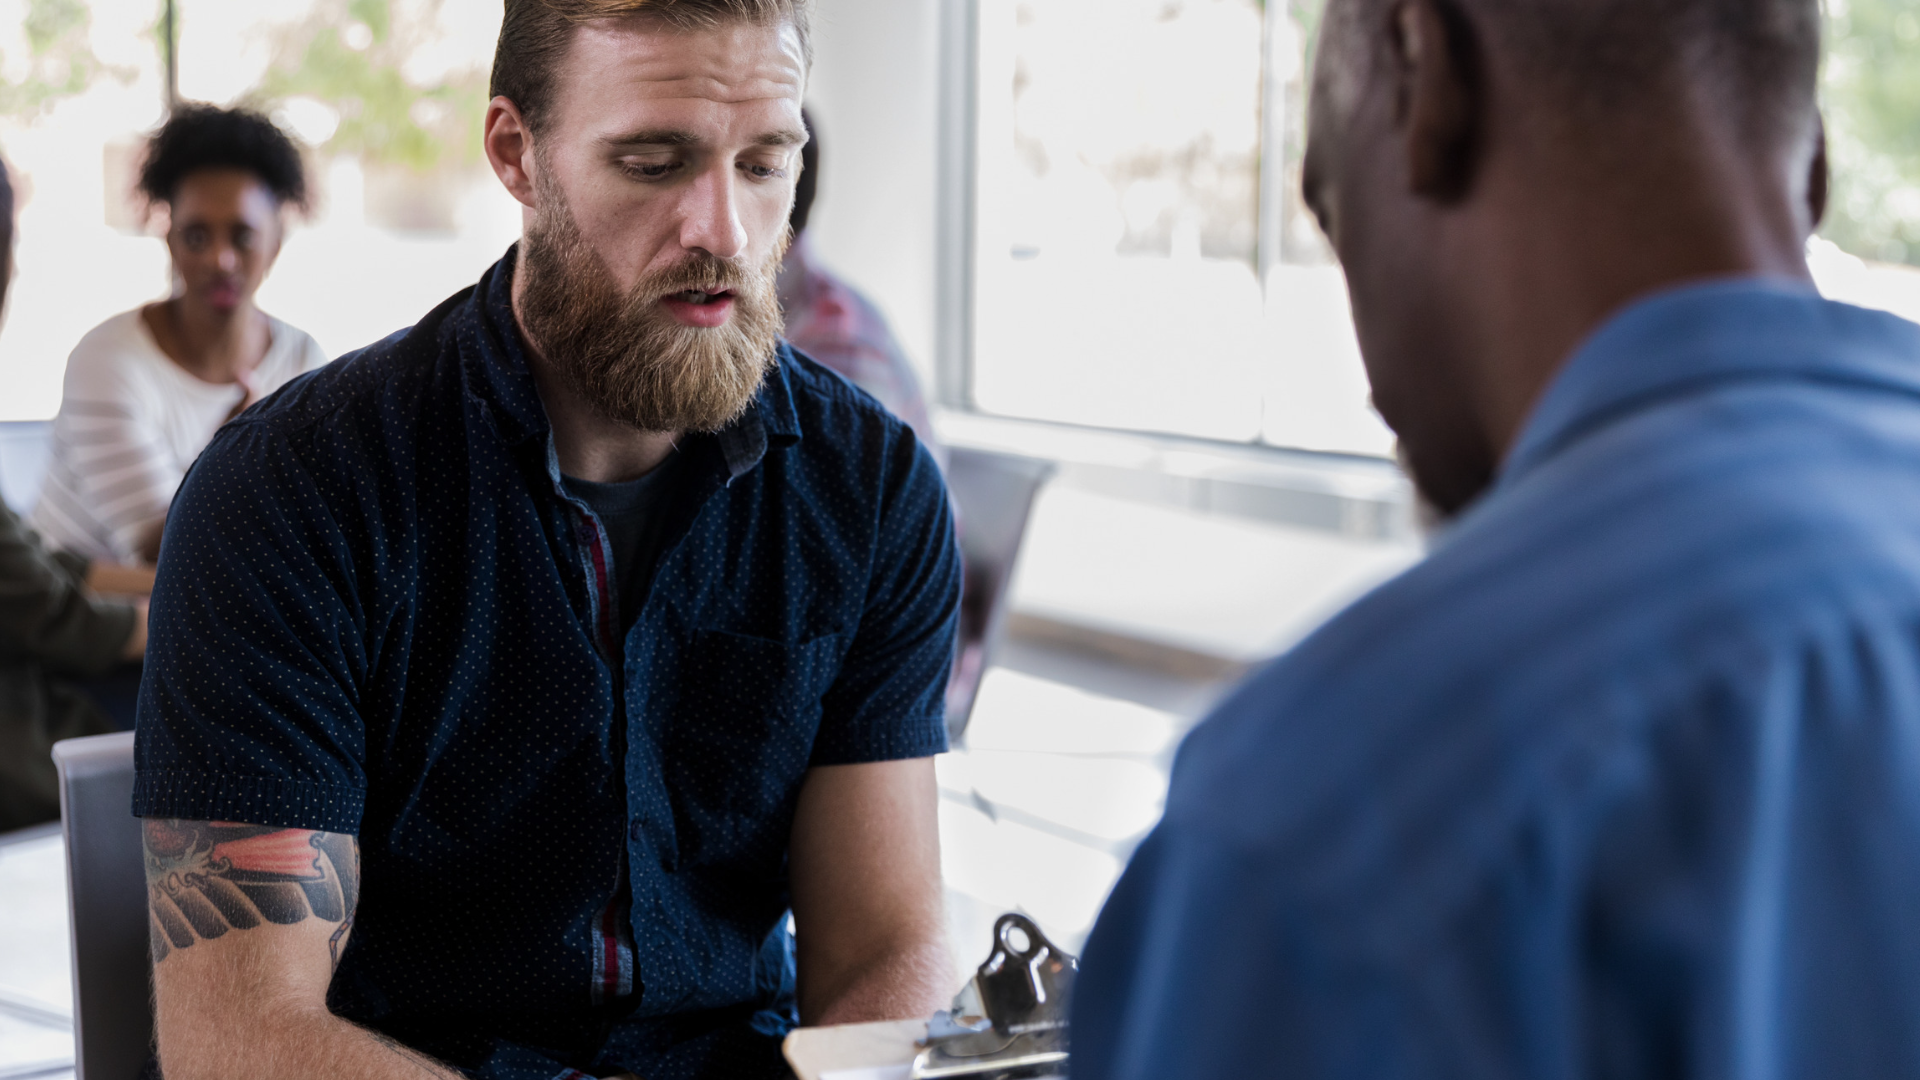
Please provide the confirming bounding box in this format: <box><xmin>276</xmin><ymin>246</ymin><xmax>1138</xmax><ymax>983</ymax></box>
<box><xmin>962</xmin><ymin>0</ymin><xmax>1920</xmax><ymax>457</ymax></box>
<box><xmin>967</xmin><ymin>0</ymin><xmax>1391</xmax><ymax>458</ymax></box>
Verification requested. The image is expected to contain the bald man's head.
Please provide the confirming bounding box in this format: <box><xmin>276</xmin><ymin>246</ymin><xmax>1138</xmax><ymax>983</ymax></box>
<box><xmin>1306</xmin><ymin>0</ymin><xmax>1825</xmax><ymax>516</ymax></box>
<box><xmin>1500</xmin><ymin>0</ymin><xmax>1816</xmax><ymax>143</ymax></box>
<box><xmin>1323</xmin><ymin>0</ymin><xmax>1820</xmax><ymax>147</ymax></box>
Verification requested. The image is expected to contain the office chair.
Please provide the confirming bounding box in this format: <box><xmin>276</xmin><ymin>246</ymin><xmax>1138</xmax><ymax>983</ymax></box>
<box><xmin>943</xmin><ymin>447</ymin><xmax>1054</xmax><ymax>743</ymax></box>
<box><xmin>52</xmin><ymin>732</ymin><xmax>151</xmax><ymax>1080</ymax></box>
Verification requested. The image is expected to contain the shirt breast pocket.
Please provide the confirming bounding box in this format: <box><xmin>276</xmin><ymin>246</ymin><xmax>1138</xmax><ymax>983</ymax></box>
<box><xmin>664</xmin><ymin>627</ymin><xmax>847</xmax><ymax>865</ymax></box>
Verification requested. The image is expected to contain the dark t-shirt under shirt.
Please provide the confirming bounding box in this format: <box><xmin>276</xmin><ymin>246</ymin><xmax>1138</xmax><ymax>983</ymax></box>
<box><xmin>563</xmin><ymin>449</ymin><xmax>686</xmax><ymax>633</ymax></box>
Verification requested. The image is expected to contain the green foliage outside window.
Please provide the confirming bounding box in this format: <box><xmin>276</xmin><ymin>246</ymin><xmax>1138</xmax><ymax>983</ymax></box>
<box><xmin>1275</xmin><ymin>0</ymin><xmax>1330</xmax><ymax>264</ymax></box>
<box><xmin>0</xmin><ymin>0</ymin><xmax>124</xmax><ymax>119</ymax></box>
<box><xmin>1820</xmin><ymin>0</ymin><xmax>1920</xmax><ymax>266</ymax></box>
<box><xmin>249</xmin><ymin>0</ymin><xmax>487</xmax><ymax>174</ymax></box>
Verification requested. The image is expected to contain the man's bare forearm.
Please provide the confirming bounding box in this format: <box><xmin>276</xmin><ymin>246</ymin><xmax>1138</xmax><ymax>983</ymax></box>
<box><xmin>145</xmin><ymin>820</ymin><xmax>462</xmax><ymax>1080</ymax></box>
<box><xmin>156</xmin><ymin>1003</ymin><xmax>463</xmax><ymax>1080</ymax></box>
<box><xmin>803</xmin><ymin>933</ymin><xmax>955</xmax><ymax>1027</ymax></box>
<box><xmin>790</xmin><ymin>759</ymin><xmax>954</xmax><ymax>1027</ymax></box>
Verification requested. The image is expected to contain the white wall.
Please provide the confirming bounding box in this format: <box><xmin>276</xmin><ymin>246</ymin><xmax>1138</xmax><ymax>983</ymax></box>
<box><xmin>801</xmin><ymin>0</ymin><xmax>945</xmax><ymax>389</ymax></box>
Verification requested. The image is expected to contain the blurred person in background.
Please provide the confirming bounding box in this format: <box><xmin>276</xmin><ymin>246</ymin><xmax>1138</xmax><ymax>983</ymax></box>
<box><xmin>0</xmin><ymin>156</ymin><xmax>153</xmax><ymax>833</ymax></box>
<box><xmin>31</xmin><ymin>104</ymin><xmax>329</xmax><ymax>566</ymax></box>
<box><xmin>132</xmin><ymin>2</ymin><xmax>958</xmax><ymax>1079</ymax></box>
<box><xmin>779</xmin><ymin>109</ymin><xmax>941</xmax><ymax>464</ymax></box>
<box><xmin>1074</xmin><ymin>0</ymin><xmax>1920</xmax><ymax>1076</ymax></box>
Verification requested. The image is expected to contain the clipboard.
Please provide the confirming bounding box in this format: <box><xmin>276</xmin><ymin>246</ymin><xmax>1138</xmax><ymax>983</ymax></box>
<box><xmin>784</xmin><ymin>914</ymin><xmax>1074</xmax><ymax>1080</ymax></box>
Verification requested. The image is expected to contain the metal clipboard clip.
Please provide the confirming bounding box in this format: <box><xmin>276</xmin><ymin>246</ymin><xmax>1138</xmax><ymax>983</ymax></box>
<box><xmin>910</xmin><ymin>913</ymin><xmax>1076</xmax><ymax>1080</ymax></box>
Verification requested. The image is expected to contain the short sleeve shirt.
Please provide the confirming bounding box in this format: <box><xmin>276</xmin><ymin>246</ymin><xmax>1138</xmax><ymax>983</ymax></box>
<box><xmin>131</xmin><ymin>248</ymin><xmax>961</xmax><ymax>1080</ymax></box>
<box><xmin>1072</xmin><ymin>282</ymin><xmax>1920</xmax><ymax>1080</ymax></box>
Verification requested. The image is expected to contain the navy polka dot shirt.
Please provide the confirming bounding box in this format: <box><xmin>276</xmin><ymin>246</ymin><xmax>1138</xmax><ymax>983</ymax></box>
<box><xmin>130</xmin><ymin>248</ymin><xmax>960</xmax><ymax>1079</ymax></box>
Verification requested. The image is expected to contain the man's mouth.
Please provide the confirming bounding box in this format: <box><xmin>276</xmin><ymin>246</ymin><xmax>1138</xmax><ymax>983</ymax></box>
<box><xmin>660</xmin><ymin>286</ymin><xmax>739</xmax><ymax>328</ymax></box>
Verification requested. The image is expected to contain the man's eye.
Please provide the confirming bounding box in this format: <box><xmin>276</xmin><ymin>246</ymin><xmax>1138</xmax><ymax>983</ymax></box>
<box><xmin>741</xmin><ymin>162</ymin><xmax>786</xmax><ymax>181</ymax></box>
<box><xmin>622</xmin><ymin>161</ymin><xmax>681</xmax><ymax>180</ymax></box>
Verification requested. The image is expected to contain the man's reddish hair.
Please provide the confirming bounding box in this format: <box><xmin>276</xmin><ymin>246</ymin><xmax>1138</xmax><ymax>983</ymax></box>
<box><xmin>489</xmin><ymin>0</ymin><xmax>813</xmax><ymax>132</ymax></box>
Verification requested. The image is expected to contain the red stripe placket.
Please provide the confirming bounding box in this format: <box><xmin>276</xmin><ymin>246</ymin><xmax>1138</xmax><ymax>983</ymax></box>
<box><xmin>580</xmin><ymin>519</ymin><xmax>619</xmax><ymax>659</ymax></box>
<box><xmin>599</xmin><ymin>903</ymin><xmax>621</xmax><ymax>1000</ymax></box>
<box><xmin>576</xmin><ymin>511</ymin><xmax>624</xmax><ymax>1002</ymax></box>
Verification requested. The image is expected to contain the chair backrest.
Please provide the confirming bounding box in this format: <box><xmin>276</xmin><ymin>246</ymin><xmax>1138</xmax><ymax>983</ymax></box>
<box><xmin>52</xmin><ymin>732</ymin><xmax>152</xmax><ymax>1080</ymax></box>
<box><xmin>943</xmin><ymin>447</ymin><xmax>1054</xmax><ymax>741</ymax></box>
<box><xmin>0</xmin><ymin>419</ymin><xmax>53</xmax><ymax>515</ymax></box>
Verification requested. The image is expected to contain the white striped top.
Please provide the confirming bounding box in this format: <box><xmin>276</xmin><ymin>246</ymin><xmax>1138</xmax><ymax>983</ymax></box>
<box><xmin>30</xmin><ymin>308</ymin><xmax>329</xmax><ymax>563</ymax></box>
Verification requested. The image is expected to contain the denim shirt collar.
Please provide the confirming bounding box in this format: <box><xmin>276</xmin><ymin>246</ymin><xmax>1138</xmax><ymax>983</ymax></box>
<box><xmin>1497</xmin><ymin>277</ymin><xmax>1920</xmax><ymax>494</ymax></box>
<box><xmin>464</xmin><ymin>244</ymin><xmax>803</xmax><ymax>482</ymax></box>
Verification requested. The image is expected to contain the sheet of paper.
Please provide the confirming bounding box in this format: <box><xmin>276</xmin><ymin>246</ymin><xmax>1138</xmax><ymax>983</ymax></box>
<box><xmin>782</xmin><ymin>1018</ymin><xmax>924</xmax><ymax>1080</ymax></box>
<box><xmin>821</xmin><ymin>1067</ymin><xmax>911</xmax><ymax>1080</ymax></box>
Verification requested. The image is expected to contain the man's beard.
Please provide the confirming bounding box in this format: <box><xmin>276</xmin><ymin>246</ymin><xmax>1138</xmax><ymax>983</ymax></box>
<box><xmin>517</xmin><ymin>179</ymin><xmax>785</xmax><ymax>434</ymax></box>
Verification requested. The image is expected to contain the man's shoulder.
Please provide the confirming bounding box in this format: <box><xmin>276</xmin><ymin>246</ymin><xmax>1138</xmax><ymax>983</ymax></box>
<box><xmin>1491</xmin><ymin>360</ymin><xmax>1920</xmax><ymax>632</ymax></box>
<box><xmin>1174</xmin><ymin>370</ymin><xmax>1920</xmax><ymax>830</ymax></box>
<box><xmin>782</xmin><ymin>343</ymin><xmax>899</xmax><ymax>417</ymax></box>
<box><xmin>777</xmin><ymin>344</ymin><xmax>926</xmax><ymax>466</ymax></box>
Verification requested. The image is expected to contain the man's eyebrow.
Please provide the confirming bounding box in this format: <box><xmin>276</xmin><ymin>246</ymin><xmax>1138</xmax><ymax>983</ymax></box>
<box><xmin>604</xmin><ymin>129</ymin><xmax>703</xmax><ymax>148</ymax></box>
<box><xmin>601</xmin><ymin>128</ymin><xmax>809</xmax><ymax>149</ymax></box>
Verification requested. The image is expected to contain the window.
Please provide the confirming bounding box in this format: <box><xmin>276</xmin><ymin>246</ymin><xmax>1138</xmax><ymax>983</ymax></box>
<box><xmin>965</xmin><ymin>0</ymin><xmax>1392</xmax><ymax>458</ymax></box>
<box><xmin>0</xmin><ymin>0</ymin><xmax>171</xmax><ymax>420</ymax></box>
<box><xmin>960</xmin><ymin>0</ymin><xmax>1920</xmax><ymax>458</ymax></box>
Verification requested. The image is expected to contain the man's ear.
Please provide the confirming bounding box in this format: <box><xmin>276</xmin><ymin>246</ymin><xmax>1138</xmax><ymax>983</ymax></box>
<box><xmin>1391</xmin><ymin>0</ymin><xmax>1479</xmax><ymax>201</ymax></box>
<box><xmin>484</xmin><ymin>97</ymin><xmax>539</xmax><ymax>210</ymax></box>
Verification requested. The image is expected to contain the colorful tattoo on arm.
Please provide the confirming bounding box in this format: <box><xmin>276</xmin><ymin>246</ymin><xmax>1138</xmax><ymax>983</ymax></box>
<box><xmin>141</xmin><ymin>820</ymin><xmax>361</xmax><ymax>966</ymax></box>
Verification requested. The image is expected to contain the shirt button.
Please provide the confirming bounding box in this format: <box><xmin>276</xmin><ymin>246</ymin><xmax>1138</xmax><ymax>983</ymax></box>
<box><xmin>630</xmin><ymin>818</ymin><xmax>645</xmax><ymax>841</ymax></box>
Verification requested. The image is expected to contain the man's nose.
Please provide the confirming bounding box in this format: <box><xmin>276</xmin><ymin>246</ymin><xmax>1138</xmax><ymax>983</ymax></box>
<box><xmin>677</xmin><ymin>165</ymin><xmax>748</xmax><ymax>261</ymax></box>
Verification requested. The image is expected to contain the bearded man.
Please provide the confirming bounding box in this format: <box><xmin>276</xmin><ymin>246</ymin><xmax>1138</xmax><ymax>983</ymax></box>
<box><xmin>130</xmin><ymin>3</ymin><xmax>958</xmax><ymax>1078</ymax></box>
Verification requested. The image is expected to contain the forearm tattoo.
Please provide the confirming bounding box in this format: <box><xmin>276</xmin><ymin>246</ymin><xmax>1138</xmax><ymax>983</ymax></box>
<box><xmin>142</xmin><ymin>820</ymin><xmax>360</xmax><ymax>966</ymax></box>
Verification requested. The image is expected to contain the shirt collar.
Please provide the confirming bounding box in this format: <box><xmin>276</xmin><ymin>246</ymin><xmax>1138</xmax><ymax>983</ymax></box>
<box><xmin>1497</xmin><ymin>277</ymin><xmax>1920</xmax><ymax>492</ymax></box>
<box><xmin>465</xmin><ymin>244</ymin><xmax>803</xmax><ymax>480</ymax></box>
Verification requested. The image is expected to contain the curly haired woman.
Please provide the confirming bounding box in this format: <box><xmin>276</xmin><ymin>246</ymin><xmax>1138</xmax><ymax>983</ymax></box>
<box><xmin>32</xmin><ymin>104</ymin><xmax>329</xmax><ymax>564</ymax></box>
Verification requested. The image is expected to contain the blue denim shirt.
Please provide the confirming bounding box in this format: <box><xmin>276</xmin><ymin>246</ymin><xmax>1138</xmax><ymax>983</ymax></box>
<box><xmin>1074</xmin><ymin>281</ymin><xmax>1920</xmax><ymax>1079</ymax></box>
<box><xmin>132</xmin><ymin>249</ymin><xmax>959</xmax><ymax>1079</ymax></box>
